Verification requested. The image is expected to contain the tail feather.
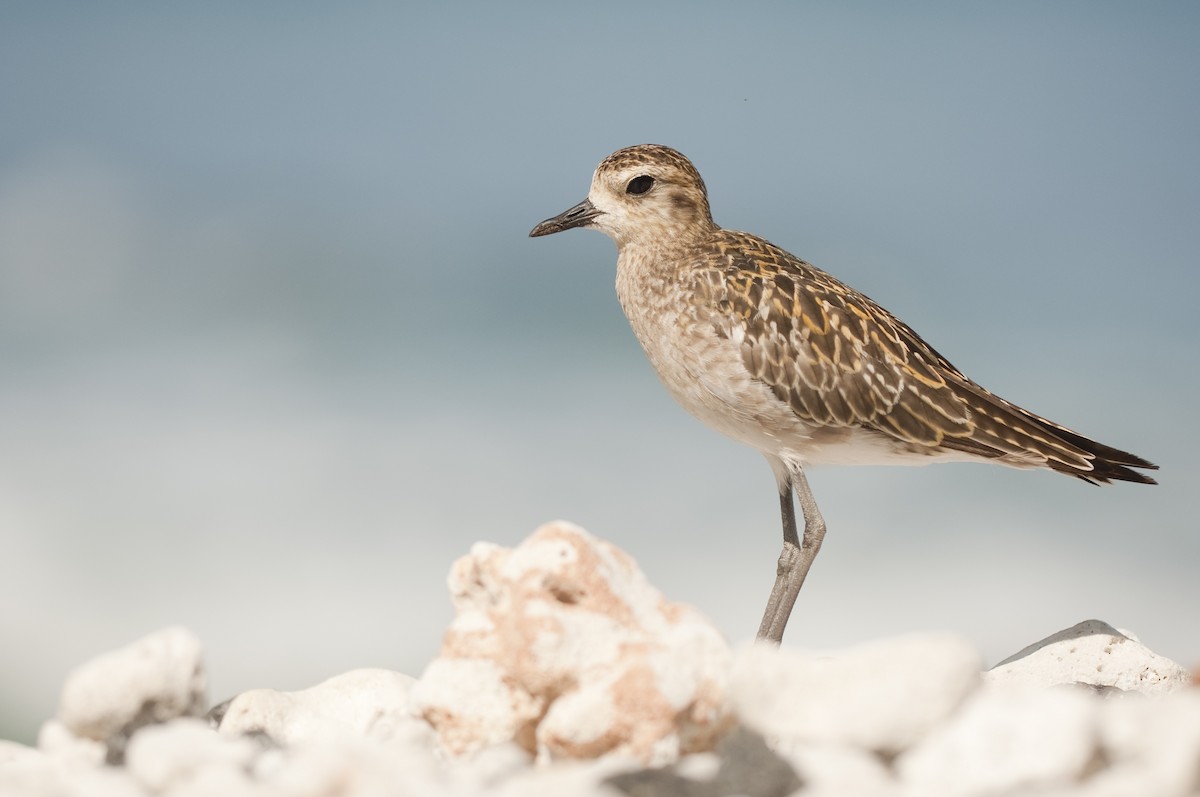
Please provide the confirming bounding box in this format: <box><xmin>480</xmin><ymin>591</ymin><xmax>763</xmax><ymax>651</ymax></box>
<box><xmin>940</xmin><ymin>377</ymin><xmax>1159</xmax><ymax>485</ymax></box>
<box><xmin>1038</xmin><ymin>423</ymin><xmax>1158</xmax><ymax>485</ymax></box>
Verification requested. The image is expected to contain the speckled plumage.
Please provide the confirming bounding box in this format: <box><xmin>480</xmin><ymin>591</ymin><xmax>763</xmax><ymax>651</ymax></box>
<box><xmin>531</xmin><ymin>144</ymin><xmax>1156</xmax><ymax>642</ymax></box>
<box><xmin>656</xmin><ymin>228</ymin><xmax>1155</xmax><ymax>482</ymax></box>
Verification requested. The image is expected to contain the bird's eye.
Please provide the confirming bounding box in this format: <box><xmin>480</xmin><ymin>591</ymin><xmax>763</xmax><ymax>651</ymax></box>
<box><xmin>625</xmin><ymin>175</ymin><xmax>654</xmax><ymax>195</ymax></box>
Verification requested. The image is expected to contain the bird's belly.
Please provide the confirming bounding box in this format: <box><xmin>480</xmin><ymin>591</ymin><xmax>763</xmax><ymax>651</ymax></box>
<box><xmin>624</xmin><ymin>306</ymin><xmax>805</xmax><ymax>451</ymax></box>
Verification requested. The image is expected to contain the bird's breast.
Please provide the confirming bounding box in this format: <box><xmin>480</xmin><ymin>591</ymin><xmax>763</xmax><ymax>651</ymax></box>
<box><xmin>614</xmin><ymin>250</ymin><xmax>809</xmax><ymax>453</ymax></box>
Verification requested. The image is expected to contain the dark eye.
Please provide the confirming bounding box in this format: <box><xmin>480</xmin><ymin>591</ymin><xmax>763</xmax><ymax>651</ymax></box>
<box><xmin>625</xmin><ymin>175</ymin><xmax>654</xmax><ymax>195</ymax></box>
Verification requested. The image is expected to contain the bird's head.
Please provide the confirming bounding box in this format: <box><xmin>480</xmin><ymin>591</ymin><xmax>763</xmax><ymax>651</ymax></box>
<box><xmin>530</xmin><ymin>144</ymin><xmax>715</xmax><ymax>249</ymax></box>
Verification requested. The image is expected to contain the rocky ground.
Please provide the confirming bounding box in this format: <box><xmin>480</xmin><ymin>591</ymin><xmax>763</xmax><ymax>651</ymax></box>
<box><xmin>2</xmin><ymin>521</ymin><xmax>1197</xmax><ymax>796</ymax></box>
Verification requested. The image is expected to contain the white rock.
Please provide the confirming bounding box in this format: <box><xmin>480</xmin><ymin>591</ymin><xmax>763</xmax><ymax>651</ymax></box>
<box><xmin>215</xmin><ymin>668</ymin><xmax>420</xmax><ymax>745</ymax></box>
<box><xmin>0</xmin><ymin>747</ymin><xmax>54</xmax><ymax>797</ymax></box>
<box><xmin>124</xmin><ymin>717</ymin><xmax>258</xmax><ymax>793</ymax></box>
<box><xmin>0</xmin><ymin>747</ymin><xmax>143</xmax><ymax>797</ymax></box>
<box><xmin>773</xmin><ymin>740</ymin><xmax>897</xmax><ymax>796</ymax></box>
<box><xmin>672</xmin><ymin>751</ymin><xmax>722</xmax><ymax>782</ymax></box>
<box><xmin>10</xmin><ymin>724</ymin><xmax>138</xmax><ymax>797</ymax></box>
<box><xmin>410</xmin><ymin>521</ymin><xmax>732</xmax><ymax>764</ymax></box>
<box><xmin>56</xmin><ymin>626</ymin><xmax>206</xmax><ymax>756</ymax></box>
<box><xmin>729</xmin><ymin>633</ymin><xmax>982</xmax><ymax>754</ymax></box>
<box><xmin>1080</xmin><ymin>690</ymin><xmax>1200</xmax><ymax>797</ymax></box>
<box><xmin>165</xmin><ymin>765</ymin><xmax>263</xmax><ymax>797</ymax></box>
<box><xmin>67</xmin><ymin>768</ymin><xmax>145</xmax><ymax>797</ymax></box>
<box><xmin>444</xmin><ymin>742</ymin><xmax>534</xmax><ymax>792</ymax></box>
<box><xmin>0</xmin><ymin>743</ymin><xmax>60</xmax><ymax>797</ymax></box>
<box><xmin>896</xmin><ymin>685</ymin><xmax>1099</xmax><ymax>797</ymax></box>
<box><xmin>0</xmin><ymin>741</ymin><xmax>41</xmax><ymax>768</ymax></box>
<box><xmin>36</xmin><ymin>719</ymin><xmax>106</xmax><ymax>766</ymax></box>
<box><xmin>986</xmin><ymin>619</ymin><xmax>1190</xmax><ymax>695</ymax></box>
<box><xmin>494</xmin><ymin>756</ymin><xmax>651</xmax><ymax>797</ymax></box>
<box><xmin>259</xmin><ymin>736</ymin><xmax>445</xmax><ymax>797</ymax></box>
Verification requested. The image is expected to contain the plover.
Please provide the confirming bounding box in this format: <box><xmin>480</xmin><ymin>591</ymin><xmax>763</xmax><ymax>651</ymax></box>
<box><xmin>529</xmin><ymin>144</ymin><xmax>1157</xmax><ymax>644</ymax></box>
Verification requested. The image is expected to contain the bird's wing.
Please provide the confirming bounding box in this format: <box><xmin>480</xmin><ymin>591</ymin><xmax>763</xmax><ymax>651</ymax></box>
<box><xmin>694</xmin><ymin>233</ymin><xmax>1105</xmax><ymax>474</ymax></box>
<box><xmin>694</xmin><ymin>234</ymin><xmax>973</xmax><ymax>447</ymax></box>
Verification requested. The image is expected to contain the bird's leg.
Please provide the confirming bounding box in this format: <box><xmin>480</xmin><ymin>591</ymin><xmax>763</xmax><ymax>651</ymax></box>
<box><xmin>756</xmin><ymin>467</ymin><xmax>826</xmax><ymax>644</ymax></box>
<box><xmin>755</xmin><ymin>478</ymin><xmax>799</xmax><ymax>642</ymax></box>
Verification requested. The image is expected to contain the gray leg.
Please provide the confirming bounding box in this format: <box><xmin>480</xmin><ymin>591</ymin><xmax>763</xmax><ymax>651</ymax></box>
<box><xmin>756</xmin><ymin>467</ymin><xmax>826</xmax><ymax>644</ymax></box>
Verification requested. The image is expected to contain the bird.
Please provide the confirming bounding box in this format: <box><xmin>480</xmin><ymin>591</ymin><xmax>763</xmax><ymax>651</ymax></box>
<box><xmin>529</xmin><ymin>144</ymin><xmax>1157</xmax><ymax>644</ymax></box>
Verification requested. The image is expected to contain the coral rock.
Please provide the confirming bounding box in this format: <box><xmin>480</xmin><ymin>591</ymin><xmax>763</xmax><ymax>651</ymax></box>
<box><xmin>896</xmin><ymin>686</ymin><xmax>1099</xmax><ymax>796</ymax></box>
<box><xmin>55</xmin><ymin>627</ymin><xmax>206</xmax><ymax>763</ymax></box>
<box><xmin>409</xmin><ymin>521</ymin><xmax>732</xmax><ymax>765</ymax></box>
<box><xmin>986</xmin><ymin>619</ymin><xmax>1190</xmax><ymax>695</ymax></box>
<box><xmin>1087</xmin><ymin>690</ymin><xmax>1200</xmax><ymax>797</ymax></box>
<box><xmin>124</xmin><ymin>718</ymin><xmax>258</xmax><ymax>794</ymax></box>
<box><xmin>729</xmin><ymin>632</ymin><xmax>982</xmax><ymax>755</ymax></box>
<box><xmin>214</xmin><ymin>668</ymin><xmax>420</xmax><ymax>745</ymax></box>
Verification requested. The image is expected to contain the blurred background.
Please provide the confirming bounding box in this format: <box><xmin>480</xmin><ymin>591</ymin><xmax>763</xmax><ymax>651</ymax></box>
<box><xmin>1</xmin><ymin>2</ymin><xmax>1197</xmax><ymax>743</ymax></box>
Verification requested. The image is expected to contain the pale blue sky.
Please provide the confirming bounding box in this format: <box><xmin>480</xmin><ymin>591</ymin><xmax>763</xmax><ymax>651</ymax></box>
<box><xmin>1</xmin><ymin>2</ymin><xmax>1197</xmax><ymax>743</ymax></box>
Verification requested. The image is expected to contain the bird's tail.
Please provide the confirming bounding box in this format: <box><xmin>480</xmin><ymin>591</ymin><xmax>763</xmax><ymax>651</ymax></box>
<box><xmin>940</xmin><ymin>377</ymin><xmax>1159</xmax><ymax>485</ymax></box>
<box><xmin>1035</xmin><ymin>422</ymin><xmax>1158</xmax><ymax>485</ymax></box>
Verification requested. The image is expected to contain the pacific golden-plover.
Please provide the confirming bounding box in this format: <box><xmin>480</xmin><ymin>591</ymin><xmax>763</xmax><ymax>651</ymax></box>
<box><xmin>530</xmin><ymin>144</ymin><xmax>1157</xmax><ymax>644</ymax></box>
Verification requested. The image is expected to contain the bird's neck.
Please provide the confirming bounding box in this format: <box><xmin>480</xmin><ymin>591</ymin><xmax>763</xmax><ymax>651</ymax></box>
<box><xmin>615</xmin><ymin>228</ymin><xmax>712</xmax><ymax>314</ymax></box>
<box><xmin>615</xmin><ymin>220</ymin><xmax>716</xmax><ymax>263</ymax></box>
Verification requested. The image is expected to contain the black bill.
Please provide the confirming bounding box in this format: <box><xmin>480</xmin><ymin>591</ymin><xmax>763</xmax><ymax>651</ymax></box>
<box><xmin>529</xmin><ymin>198</ymin><xmax>602</xmax><ymax>237</ymax></box>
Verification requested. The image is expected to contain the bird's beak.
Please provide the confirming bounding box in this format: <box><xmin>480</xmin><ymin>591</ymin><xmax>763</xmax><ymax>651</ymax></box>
<box><xmin>529</xmin><ymin>198</ymin><xmax>602</xmax><ymax>237</ymax></box>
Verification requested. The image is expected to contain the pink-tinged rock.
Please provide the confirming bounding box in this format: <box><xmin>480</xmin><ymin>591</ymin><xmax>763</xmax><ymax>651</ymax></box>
<box><xmin>986</xmin><ymin>620</ymin><xmax>1190</xmax><ymax>695</ymax></box>
<box><xmin>409</xmin><ymin>521</ymin><xmax>732</xmax><ymax>765</ymax></box>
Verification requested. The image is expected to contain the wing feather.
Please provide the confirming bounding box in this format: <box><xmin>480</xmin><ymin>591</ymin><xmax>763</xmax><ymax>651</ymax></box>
<box><xmin>691</xmin><ymin>230</ymin><xmax>1157</xmax><ymax>484</ymax></box>
<box><xmin>698</xmin><ymin>233</ymin><xmax>973</xmax><ymax>446</ymax></box>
